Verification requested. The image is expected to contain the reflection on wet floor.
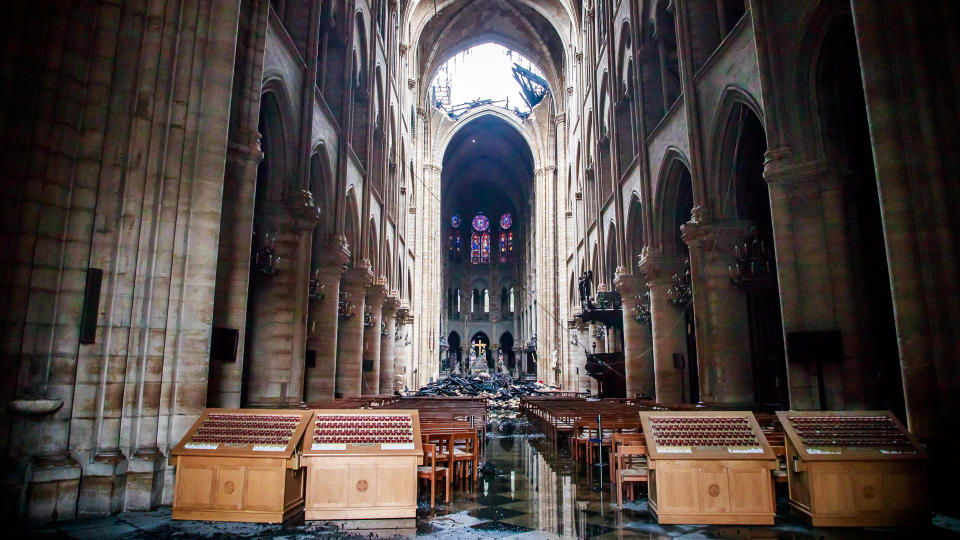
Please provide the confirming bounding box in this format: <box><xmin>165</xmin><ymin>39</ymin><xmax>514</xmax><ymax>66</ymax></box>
<box><xmin>15</xmin><ymin>413</ymin><xmax>960</xmax><ymax>539</ymax></box>
<box><xmin>412</xmin><ymin>414</ymin><xmax>956</xmax><ymax>539</ymax></box>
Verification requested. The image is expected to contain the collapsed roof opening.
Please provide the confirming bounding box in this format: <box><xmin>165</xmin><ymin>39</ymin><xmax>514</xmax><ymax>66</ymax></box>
<box><xmin>430</xmin><ymin>43</ymin><xmax>549</xmax><ymax>119</ymax></box>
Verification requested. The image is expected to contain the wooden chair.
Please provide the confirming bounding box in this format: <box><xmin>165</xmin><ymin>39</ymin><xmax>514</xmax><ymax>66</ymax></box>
<box><xmin>610</xmin><ymin>433</ymin><xmax>645</xmax><ymax>482</ymax></box>
<box><xmin>451</xmin><ymin>431</ymin><xmax>479</xmax><ymax>484</ymax></box>
<box><xmin>616</xmin><ymin>445</ymin><xmax>648</xmax><ymax>509</ymax></box>
<box><xmin>417</xmin><ymin>443</ymin><xmax>450</xmax><ymax>507</ymax></box>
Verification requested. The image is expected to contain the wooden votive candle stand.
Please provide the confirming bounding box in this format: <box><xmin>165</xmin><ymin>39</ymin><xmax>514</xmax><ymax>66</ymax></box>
<box><xmin>301</xmin><ymin>409</ymin><xmax>423</xmax><ymax>519</ymax></box>
<box><xmin>638</xmin><ymin>411</ymin><xmax>777</xmax><ymax>525</ymax></box>
<box><xmin>776</xmin><ymin>410</ymin><xmax>928</xmax><ymax>527</ymax></box>
<box><xmin>169</xmin><ymin>408</ymin><xmax>312</xmax><ymax>523</ymax></box>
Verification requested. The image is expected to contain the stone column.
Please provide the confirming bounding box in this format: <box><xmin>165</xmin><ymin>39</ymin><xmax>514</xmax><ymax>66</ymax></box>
<box><xmin>305</xmin><ymin>235</ymin><xmax>350</xmax><ymax>402</ymax></box>
<box><xmin>362</xmin><ymin>280</ymin><xmax>388</xmax><ymax>395</ymax></box>
<box><xmin>640</xmin><ymin>253</ymin><xmax>688</xmax><ymax>403</ymax></box>
<box><xmin>379</xmin><ymin>295</ymin><xmax>400</xmax><ymax>393</ymax></box>
<box><xmin>288</xmin><ymin>192</ymin><xmax>324</xmax><ymax>404</ymax></box>
<box><xmin>335</xmin><ymin>263</ymin><xmax>371</xmax><ymax>398</ymax></box>
<box><xmin>682</xmin><ymin>220</ymin><xmax>753</xmax><ymax>403</ymax></box>
<box><xmin>615</xmin><ymin>270</ymin><xmax>655</xmax><ymax>399</ymax></box>
<box><xmin>576</xmin><ymin>321</ymin><xmax>593</xmax><ymax>393</ymax></box>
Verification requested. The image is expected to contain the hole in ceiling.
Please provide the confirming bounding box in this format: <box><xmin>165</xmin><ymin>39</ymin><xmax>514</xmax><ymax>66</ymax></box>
<box><xmin>430</xmin><ymin>43</ymin><xmax>548</xmax><ymax>120</ymax></box>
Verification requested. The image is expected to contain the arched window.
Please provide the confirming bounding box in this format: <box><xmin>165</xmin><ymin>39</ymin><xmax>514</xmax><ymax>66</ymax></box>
<box><xmin>480</xmin><ymin>232</ymin><xmax>490</xmax><ymax>264</ymax></box>
<box><xmin>471</xmin><ymin>232</ymin><xmax>481</xmax><ymax>263</ymax></box>
<box><xmin>499</xmin><ymin>231</ymin><xmax>515</xmax><ymax>263</ymax></box>
<box><xmin>483</xmin><ymin>289</ymin><xmax>489</xmax><ymax>313</ymax></box>
<box><xmin>509</xmin><ymin>287</ymin><xmax>515</xmax><ymax>313</ymax></box>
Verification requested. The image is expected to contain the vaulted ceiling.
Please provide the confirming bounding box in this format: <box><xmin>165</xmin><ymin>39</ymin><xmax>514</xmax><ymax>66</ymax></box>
<box><xmin>442</xmin><ymin>115</ymin><xmax>534</xmax><ymax>222</ymax></box>
<box><xmin>408</xmin><ymin>0</ymin><xmax>572</xmax><ymax>104</ymax></box>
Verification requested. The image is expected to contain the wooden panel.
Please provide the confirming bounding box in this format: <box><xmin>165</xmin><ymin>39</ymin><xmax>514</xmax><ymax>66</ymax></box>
<box><xmin>810</xmin><ymin>470</ymin><xmax>854</xmax><ymax>515</ymax></box>
<box><xmin>214</xmin><ymin>466</ymin><xmax>245</xmax><ymax>510</ymax></box>
<box><xmin>244</xmin><ymin>467</ymin><xmax>284</xmax><ymax>511</ymax></box>
<box><xmin>851</xmin><ymin>470</ymin><xmax>883</xmax><ymax>514</ymax></box>
<box><xmin>657</xmin><ymin>466</ymin><xmax>700</xmax><ymax>514</ymax></box>
<box><xmin>175</xmin><ymin>463</ymin><xmax>215</xmax><ymax>508</ymax></box>
<box><xmin>697</xmin><ymin>465</ymin><xmax>729</xmax><ymax>514</ymax></box>
<box><xmin>306</xmin><ymin>462</ymin><xmax>347</xmax><ymax>508</ymax></box>
<box><xmin>376</xmin><ymin>460</ymin><xmax>415</xmax><ymax>507</ymax></box>
<box><xmin>346</xmin><ymin>464</ymin><xmax>378</xmax><ymax>507</ymax></box>
<box><xmin>727</xmin><ymin>464</ymin><xmax>771</xmax><ymax>514</ymax></box>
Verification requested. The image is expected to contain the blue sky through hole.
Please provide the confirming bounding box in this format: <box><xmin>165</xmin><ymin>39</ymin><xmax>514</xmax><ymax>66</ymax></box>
<box><xmin>430</xmin><ymin>43</ymin><xmax>546</xmax><ymax>115</ymax></box>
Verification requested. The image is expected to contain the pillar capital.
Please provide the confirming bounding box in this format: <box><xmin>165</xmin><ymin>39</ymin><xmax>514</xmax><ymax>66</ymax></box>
<box><xmin>763</xmin><ymin>151</ymin><xmax>843</xmax><ymax>190</ymax></box>
<box><xmin>227</xmin><ymin>127</ymin><xmax>264</xmax><ymax>163</ymax></box>
<box><xmin>365</xmin><ymin>281</ymin><xmax>389</xmax><ymax>304</ymax></box>
<box><xmin>343</xmin><ymin>263</ymin><xmax>374</xmax><ymax>289</ymax></box>
<box><xmin>285</xmin><ymin>189</ymin><xmax>323</xmax><ymax>230</ymax></box>
<box><xmin>680</xmin><ymin>219</ymin><xmax>752</xmax><ymax>253</ymax></box>
<box><xmin>312</xmin><ymin>234</ymin><xmax>351</xmax><ymax>268</ymax></box>
<box><xmin>382</xmin><ymin>294</ymin><xmax>401</xmax><ymax>315</ymax></box>
<box><xmin>613</xmin><ymin>268</ymin><xmax>646</xmax><ymax>295</ymax></box>
<box><xmin>638</xmin><ymin>253</ymin><xmax>685</xmax><ymax>286</ymax></box>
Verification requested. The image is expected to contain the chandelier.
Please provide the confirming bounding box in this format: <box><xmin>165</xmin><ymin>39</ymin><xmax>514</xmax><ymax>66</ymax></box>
<box><xmin>253</xmin><ymin>231</ymin><xmax>280</xmax><ymax>276</ymax></box>
<box><xmin>667</xmin><ymin>258</ymin><xmax>693</xmax><ymax>307</ymax></box>
<box><xmin>363</xmin><ymin>308</ymin><xmax>374</xmax><ymax>328</ymax></box>
<box><xmin>338</xmin><ymin>290</ymin><xmax>356</xmax><ymax>320</ymax></box>
<box><xmin>308</xmin><ymin>269</ymin><xmax>326</xmax><ymax>301</ymax></box>
<box><xmin>729</xmin><ymin>227</ymin><xmax>771</xmax><ymax>287</ymax></box>
<box><xmin>632</xmin><ymin>290</ymin><xmax>651</xmax><ymax>325</ymax></box>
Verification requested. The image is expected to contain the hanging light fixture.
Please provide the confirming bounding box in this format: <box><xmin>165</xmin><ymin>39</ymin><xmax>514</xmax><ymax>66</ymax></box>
<box><xmin>632</xmin><ymin>290</ymin><xmax>651</xmax><ymax>325</ymax></box>
<box><xmin>729</xmin><ymin>226</ymin><xmax>771</xmax><ymax>287</ymax></box>
<box><xmin>253</xmin><ymin>230</ymin><xmax>280</xmax><ymax>276</ymax></box>
<box><xmin>308</xmin><ymin>268</ymin><xmax>326</xmax><ymax>301</ymax></box>
<box><xmin>338</xmin><ymin>290</ymin><xmax>356</xmax><ymax>320</ymax></box>
<box><xmin>667</xmin><ymin>258</ymin><xmax>693</xmax><ymax>307</ymax></box>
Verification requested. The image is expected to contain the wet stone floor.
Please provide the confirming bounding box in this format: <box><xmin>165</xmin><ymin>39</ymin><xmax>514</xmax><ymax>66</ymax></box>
<box><xmin>17</xmin><ymin>413</ymin><xmax>960</xmax><ymax>539</ymax></box>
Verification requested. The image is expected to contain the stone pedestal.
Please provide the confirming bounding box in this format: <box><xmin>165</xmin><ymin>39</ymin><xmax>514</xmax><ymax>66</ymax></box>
<box><xmin>78</xmin><ymin>453</ymin><xmax>127</xmax><ymax>517</ymax></box>
<box><xmin>379</xmin><ymin>295</ymin><xmax>400</xmax><ymax>393</ymax></box>
<box><xmin>362</xmin><ymin>282</ymin><xmax>388</xmax><ymax>395</ymax></box>
<box><xmin>124</xmin><ymin>449</ymin><xmax>165</xmax><ymax>511</ymax></box>
<box><xmin>682</xmin><ymin>220</ymin><xmax>754</xmax><ymax>403</ymax></box>
<box><xmin>615</xmin><ymin>270</ymin><xmax>655</xmax><ymax>399</ymax></box>
<box><xmin>25</xmin><ymin>454</ymin><xmax>81</xmax><ymax>522</ymax></box>
<box><xmin>640</xmin><ymin>254</ymin><xmax>688</xmax><ymax>403</ymax></box>
<box><xmin>335</xmin><ymin>264</ymin><xmax>372</xmax><ymax>398</ymax></box>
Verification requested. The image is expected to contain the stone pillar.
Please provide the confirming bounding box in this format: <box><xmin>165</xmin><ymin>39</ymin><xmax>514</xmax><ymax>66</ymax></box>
<box><xmin>362</xmin><ymin>281</ymin><xmax>388</xmax><ymax>395</ymax></box>
<box><xmin>576</xmin><ymin>321</ymin><xmax>593</xmax><ymax>393</ymax></box>
<box><xmin>615</xmin><ymin>270</ymin><xmax>655</xmax><ymax>399</ymax></box>
<box><xmin>640</xmin><ymin>253</ymin><xmax>688</xmax><ymax>403</ymax></box>
<box><xmin>379</xmin><ymin>295</ymin><xmax>400</xmax><ymax>393</ymax></box>
<box><xmin>682</xmin><ymin>220</ymin><xmax>753</xmax><ymax>403</ymax></box>
<box><xmin>335</xmin><ymin>264</ymin><xmax>371</xmax><ymax>398</ymax></box>
<box><xmin>305</xmin><ymin>235</ymin><xmax>350</xmax><ymax>402</ymax></box>
<box><xmin>287</xmin><ymin>193</ymin><xmax>323</xmax><ymax>405</ymax></box>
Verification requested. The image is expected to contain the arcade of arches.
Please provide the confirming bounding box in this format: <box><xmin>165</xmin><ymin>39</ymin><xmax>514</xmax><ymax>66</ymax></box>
<box><xmin>1</xmin><ymin>0</ymin><xmax>959</xmax><ymax>524</ymax></box>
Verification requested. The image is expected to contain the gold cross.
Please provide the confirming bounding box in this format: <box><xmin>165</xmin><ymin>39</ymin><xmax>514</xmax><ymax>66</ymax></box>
<box><xmin>472</xmin><ymin>342</ymin><xmax>487</xmax><ymax>356</ymax></box>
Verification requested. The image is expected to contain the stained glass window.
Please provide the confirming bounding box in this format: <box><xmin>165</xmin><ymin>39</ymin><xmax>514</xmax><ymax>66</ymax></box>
<box><xmin>500</xmin><ymin>213</ymin><xmax>512</xmax><ymax>230</ymax></box>
<box><xmin>499</xmin><ymin>232</ymin><xmax>515</xmax><ymax>262</ymax></box>
<box><xmin>449</xmin><ymin>231</ymin><xmax>461</xmax><ymax>253</ymax></box>
<box><xmin>472</xmin><ymin>213</ymin><xmax>489</xmax><ymax>232</ymax></box>
<box><xmin>451</xmin><ymin>214</ymin><xmax>461</xmax><ymax>228</ymax></box>
<box><xmin>471</xmin><ymin>232</ymin><xmax>481</xmax><ymax>264</ymax></box>
<box><xmin>480</xmin><ymin>232</ymin><xmax>490</xmax><ymax>264</ymax></box>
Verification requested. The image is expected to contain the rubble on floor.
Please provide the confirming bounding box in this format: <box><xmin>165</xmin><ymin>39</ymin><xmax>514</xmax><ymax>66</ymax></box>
<box><xmin>412</xmin><ymin>373</ymin><xmax>557</xmax><ymax>410</ymax></box>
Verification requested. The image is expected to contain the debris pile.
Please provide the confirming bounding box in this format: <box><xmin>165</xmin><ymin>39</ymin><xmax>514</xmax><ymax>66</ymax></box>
<box><xmin>413</xmin><ymin>373</ymin><xmax>558</xmax><ymax>410</ymax></box>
